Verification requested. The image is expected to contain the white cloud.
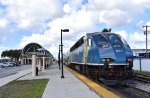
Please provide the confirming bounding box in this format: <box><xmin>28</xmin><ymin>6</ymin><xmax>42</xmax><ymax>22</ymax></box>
<box><xmin>65</xmin><ymin>0</ymin><xmax>83</xmax><ymax>11</ymax></box>
<box><xmin>18</xmin><ymin>34</ymin><xmax>52</xmax><ymax>48</ymax></box>
<box><xmin>116</xmin><ymin>30</ymin><xmax>128</xmax><ymax>40</ymax></box>
<box><xmin>129</xmin><ymin>32</ymin><xmax>145</xmax><ymax>43</ymax></box>
<box><xmin>99</xmin><ymin>9</ymin><xmax>131</xmax><ymax>27</ymax></box>
<box><xmin>146</xmin><ymin>21</ymin><xmax>150</xmax><ymax>27</ymax></box>
<box><xmin>2</xmin><ymin>0</ymin><xmax>63</xmax><ymax>20</ymax></box>
<box><xmin>17</xmin><ymin>19</ymin><xmax>31</xmax><ymax>29</ymax></box>
<box><xmin>86</xmin><ymin>0</ymin><xmax>149</xmax><ymax>27</ymax></box>
<box><xmin>1</xmin><ymin>0</ymin><xmax>150</xmax><ymax>58</ymax></box>
<box><xmin>0</xmin><ymin>18</ymin><xmax>8</xmax><ymax>28</ymax></box>
<box><xmin>63</xmin><ymin>4</ymin><xmax>72</xmax><ymax>13</ymax></box>
<box><xmin>46</xmin><ymin>9</ymin><xmax>98</xmax><ymax>41</ymax></box>
<box><xmin>132</xmin><ymin>0</ymin><xmax>150</xmax><ymax>8</ymax></box>
<box><xmin>63</xmin><ymin>0</ymin><xmax>83</xmax><ymax>14</ymax></box>
<box><xmin>116</xmin><ymin>30</ymin><xmax>150</xmax><ymax>49</ymax></box>
<box><xmin>17</xmin><ymin>8</ymin><xmax>98</xmax><ymax>58</ymax></box>
<box><xmin>1</xmin><ymin>0</ymin><xmax>63</xmax><ymax>33</ymax></box>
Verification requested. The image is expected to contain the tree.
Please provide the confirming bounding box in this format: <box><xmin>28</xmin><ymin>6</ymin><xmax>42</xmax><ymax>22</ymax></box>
<box><xmin>102</xmin><ymin>28</ymin><xmax>111</xmax><ymax>32</ymax></box>
<box><xmin>1</xmin><ymin>49</ymin><xmax>22</xmax><ymax>60</ymax></box>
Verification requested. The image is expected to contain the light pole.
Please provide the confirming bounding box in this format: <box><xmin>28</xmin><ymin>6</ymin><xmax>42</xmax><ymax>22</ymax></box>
<box><xmin>58</xmin><ymin>45</ymin><xmax>61</xmax><ymax>70</ymax></box>
<box><xmin>61</xmin><ymin>29</ymin><xmax>69</xmax><ymax>78</ymax></box>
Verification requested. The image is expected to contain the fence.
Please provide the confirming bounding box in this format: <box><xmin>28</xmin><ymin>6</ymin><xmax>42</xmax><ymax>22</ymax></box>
<box><xmin>133</xmin><ymin>58</ymin><xmax>150</xmax><ymax>71</ymax></box>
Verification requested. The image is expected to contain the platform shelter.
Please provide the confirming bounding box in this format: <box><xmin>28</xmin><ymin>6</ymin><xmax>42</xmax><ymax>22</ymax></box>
<box><xmin>21</xmin><ymin>43</ymin><xmax>53</xmax><ymax>76</ymax></box>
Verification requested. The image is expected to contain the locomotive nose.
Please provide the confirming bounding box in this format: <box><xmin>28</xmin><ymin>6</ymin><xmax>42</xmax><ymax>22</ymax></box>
<box><xmin>113</xmin><ymin>48</ymin><xmax>126</xmax><ymax>63</ymax></box>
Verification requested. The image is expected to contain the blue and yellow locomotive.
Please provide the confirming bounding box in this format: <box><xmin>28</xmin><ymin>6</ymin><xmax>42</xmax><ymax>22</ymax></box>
<box><xmin>65</xmin><ymin>32</ymin><xmax>133</xmax><ymax>85</ymax></box>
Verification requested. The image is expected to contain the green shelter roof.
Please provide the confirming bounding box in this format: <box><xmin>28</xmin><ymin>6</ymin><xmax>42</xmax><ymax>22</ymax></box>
<box><xmin>22</xmin><ymin>43</ymin><xmax>42</xmax><ymax>55</ymax></box>
<box><xmin>22</xmin><ymin>43</ymin><xmax>52</xmax><ymax>57</ymax></box>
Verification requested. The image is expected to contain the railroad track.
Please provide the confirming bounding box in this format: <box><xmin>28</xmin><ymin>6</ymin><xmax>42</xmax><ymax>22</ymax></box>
<box><xmin>134</xmin><ymin>73</ymin><xmax>150</xmax><ymax>83</ymax></box>
<box><xmin>111</xmin><ymin>84</ymin><xmax>150</xmax><ymax>98</ymax></box>
<box><xmin>92</xmin><ymin>75</ymin><xmax>150</xmax><ymax>97</ymax></box>
<box><xmin>88</xmin><ymin>78</ymin><xmax>150</xmax><ymax>98</ymax></box>
<box><xmin>130</xmin><ymin>81</ymin><xmax>150</xmax><ymax>93</ymax></box>
<box><xmin>84</xmin><ymin>75</ymin><xmax>150</xmax><ymax>98</ymax></box>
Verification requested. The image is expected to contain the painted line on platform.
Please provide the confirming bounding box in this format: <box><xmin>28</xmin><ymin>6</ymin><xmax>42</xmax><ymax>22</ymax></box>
<box><xmin>65</xmin><ymin>66</ymin><xmax>120</xmax><ymax>98</ymax></box>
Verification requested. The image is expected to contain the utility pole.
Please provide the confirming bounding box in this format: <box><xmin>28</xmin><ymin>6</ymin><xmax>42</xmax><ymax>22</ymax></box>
<box><xmin>143</xmin><ymin>25</ymin><xmax>150</xmax><ymax>58</ymax></box>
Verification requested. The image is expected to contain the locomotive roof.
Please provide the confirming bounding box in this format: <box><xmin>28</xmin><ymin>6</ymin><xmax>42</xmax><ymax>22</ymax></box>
<box><xmin>69</xmin><ymin>32</ymin><xmax>116</xmax><ymax>52</ymax></box>
<box><xmin>88</xmin><ymin>32</ymin><xmax>114</xmax><ymax>36</ymax></box>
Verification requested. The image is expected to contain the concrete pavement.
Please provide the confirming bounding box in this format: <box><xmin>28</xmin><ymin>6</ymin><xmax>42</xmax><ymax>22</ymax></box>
<box><xmin>0</xmin><ymin>64</ymin><xmax>31</xmax><ymax>78</ymax></box>
<box><xmin>0</xmin><ymin>68</ymin><xmax>31</xmax><ymax>87</ymax></box>
<box><xmin>19</xmin><ymin>64</ymin><xmax>100</xmax><ymax>98</ymax></box>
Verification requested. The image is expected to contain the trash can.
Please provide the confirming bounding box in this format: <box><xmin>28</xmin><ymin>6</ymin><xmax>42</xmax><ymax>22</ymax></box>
<box><xmin>36</xmin><ymin>67</ymin><xmax>38</xmax><ymax>76</ymax></box>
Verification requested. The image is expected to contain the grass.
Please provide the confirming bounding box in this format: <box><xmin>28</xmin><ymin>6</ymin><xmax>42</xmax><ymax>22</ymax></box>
<box><xmin>134</xmin><ymin>70</ymin><xmax>150</xmax><ymax>76</ymax></box>
<box><xmin>0</xmin><ymin>79</ymin><xmax>49</xmax><ymax>98</ymax></box>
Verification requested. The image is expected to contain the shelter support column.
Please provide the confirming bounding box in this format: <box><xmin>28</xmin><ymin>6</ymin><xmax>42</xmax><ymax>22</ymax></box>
<box><xmin>24</xmin><ymin>58</ymin><xmax>26</xmax><ymax>64</ymax></box>
<box><xmin>21</xmin><ymin>58</ymin><xmax>24</xmax><ymax>65</ymax></box>
<box><xmin>38</xmin><ymin>58</ymin><xmax>42</xmax><ymax>71</ymax></box>
<box><xmin>43</xmin><ymin>57</ymin><xmax>45</xmax><ymax>70</ymax></box>
<box><xmin>32</xmin><ymin>54</ymin><xmax>36</xmax><ymax>77</ymax></box>
<box><xmin>49</xmin><ymin>57</ymin><xmax>51</xmax><ymax>65</ymax></box>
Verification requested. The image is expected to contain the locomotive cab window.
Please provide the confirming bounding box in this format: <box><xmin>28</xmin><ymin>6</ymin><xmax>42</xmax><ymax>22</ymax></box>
<box><xmin>118</xmin><ymin>35</ymin><xmax>130</xmax><ymax>48</ymax></box>
<box><xmin>108</xmin><ymin>34</ymin><xmax>122</xmax><ymax>44</ymax></box>
<box><xmin>92</xmin><ymin>34</ymin><xmax>108</xmax><ymax>48</ymax></box>
<box><xmin>87</xmin><ymin>38</ymin><xmax>92</xmax><ymax>46</ymax></box>
<box><xmin>108</xmin><ymin>34</ymin><xmax>122</xmax><ymax>48</ymax></box>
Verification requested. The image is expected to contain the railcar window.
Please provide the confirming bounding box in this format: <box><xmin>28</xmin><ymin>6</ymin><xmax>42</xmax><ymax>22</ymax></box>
<box><xmin>70</xmin><ymin>37</ymin><xmax>84</xmax><ymax>52</ymax></box>
<box><xmin>92</xmin><ymin>34</ymin><xmax>108</xmax><ymax>48</ymax></box>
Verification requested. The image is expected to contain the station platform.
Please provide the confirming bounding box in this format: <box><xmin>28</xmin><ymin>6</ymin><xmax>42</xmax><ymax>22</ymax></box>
<box><xmin>18</xmin><ymin>64</ymin><xmax>119</xmax><ymax>98</ymax></box>
<box><xmin>19</xmin><ymin>64</ymin><xmax>99</xmax><ymax>98</ymax></box>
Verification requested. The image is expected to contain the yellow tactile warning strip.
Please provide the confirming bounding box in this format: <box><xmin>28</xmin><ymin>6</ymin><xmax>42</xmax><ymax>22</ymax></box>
<box><xmin>65</xmin><ymin>66</ymin><xmax>120</xmax><ymax>98</ymax></box>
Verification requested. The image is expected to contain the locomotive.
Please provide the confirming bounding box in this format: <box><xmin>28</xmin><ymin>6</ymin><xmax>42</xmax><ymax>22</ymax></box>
<box><xmin>64</xmin><ymin>32</ymin><xmax>133</xmax><ymax>85</ymax></box>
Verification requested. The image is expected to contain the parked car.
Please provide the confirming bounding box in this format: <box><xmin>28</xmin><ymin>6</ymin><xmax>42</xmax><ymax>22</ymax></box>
<box><xmin>1</xmin><ymin>62</ymin><xmax>11</xmax><ymax>67</ymax></box>
<box><xmin>7</xmin><ymin>62</ymin><xmax>15</xmax><ymax>67</ymax></box>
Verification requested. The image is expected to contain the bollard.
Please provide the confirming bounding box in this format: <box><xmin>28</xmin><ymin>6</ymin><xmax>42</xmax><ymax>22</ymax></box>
<box><xmin>36</xmin><ymin>67</ymin><xmax>38</xmax><ymax>76</ymax></box>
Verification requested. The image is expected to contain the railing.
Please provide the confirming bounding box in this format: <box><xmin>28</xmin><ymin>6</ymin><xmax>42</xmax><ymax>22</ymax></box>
<box><xmin>133</xmin><ymin>58</ymin><xmax>150</xmax><ymax>71</ymax></box>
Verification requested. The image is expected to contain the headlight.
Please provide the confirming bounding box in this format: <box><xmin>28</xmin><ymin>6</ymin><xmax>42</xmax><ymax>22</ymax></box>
<box><xmin>109</xmin><ymin>65</ymin><xmax>111</xmax><ymax>68</ymax></box>
<box><xmin>108</xmin><ymin>65</ymin><xmax>114</xmax><ymax>69</ymax></box>
<box><xmin>109</xmin><ymin>73</ymin><xmax>112</xmax><ymax>76</ymax></box>
<box><xmin>127</xmin><ymin>58</ymin><xmax>133</xmax><ymax>62</ymax></box>
<box><xmin>102</xmin><ymin>58</ymin><xmax>113</xmax><ymax>62</ymax></box>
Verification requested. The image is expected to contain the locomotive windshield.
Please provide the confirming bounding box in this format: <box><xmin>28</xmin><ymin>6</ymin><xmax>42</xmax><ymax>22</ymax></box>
<box><xmin>108</xmin><ymin>34</ymin><xmax>122</xmax><ymax>45</ymax></box>
<box><xmin>108</xmin><ymin>34</ymin><xmax>130</xmax><ymax>48</ymax></box>
<box><xmin>92</xmin><ymin>34</ymin><xmax>108</xmax><ymax>48</ymax></box>
<box><xmin>118</xmin><ymin>35</ymin><xmax>130</xmax><ymax>48</ymax></box>
<box><xmin>107</xmin><ymin>34</ymin><xmax>123</xmax><ymax>48</ymax></box>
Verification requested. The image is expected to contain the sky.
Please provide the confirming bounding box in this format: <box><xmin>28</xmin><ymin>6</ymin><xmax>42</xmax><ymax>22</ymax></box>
<box><xmin>0</xmin><ymin>0</ymin><xmax>150</xmax><ymax>58</ymax></box>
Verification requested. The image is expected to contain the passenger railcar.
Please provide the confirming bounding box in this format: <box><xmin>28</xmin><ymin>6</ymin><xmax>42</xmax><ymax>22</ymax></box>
<box><xmin>65</xmin><ymin>32</ymin><xmax>133</xmax><ymax>85</ymax></box>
